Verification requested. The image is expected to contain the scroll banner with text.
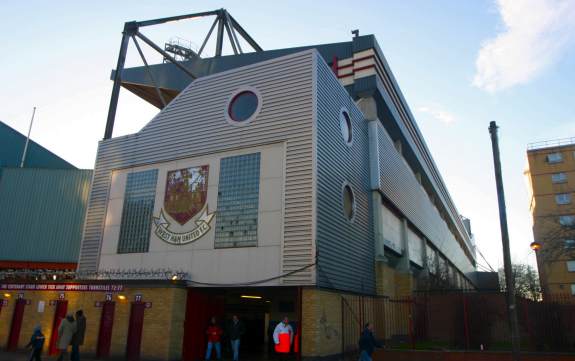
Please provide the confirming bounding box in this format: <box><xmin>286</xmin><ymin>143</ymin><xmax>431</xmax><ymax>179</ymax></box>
<box><xmin>0</xmin><ymin>284</ymin><xmax>124</xmax><ymax>292</ymax></box>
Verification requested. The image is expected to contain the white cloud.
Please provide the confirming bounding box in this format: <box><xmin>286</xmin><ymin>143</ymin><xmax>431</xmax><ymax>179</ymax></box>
<box><xmin>417</xmin><ymin>104</ymin><xmax>457</xmax><ymax>124</ymax></box>
<box><xmin>473</xmin><ymin>0</ymin><xmax>575</xmax><ymax>92</ymax></box>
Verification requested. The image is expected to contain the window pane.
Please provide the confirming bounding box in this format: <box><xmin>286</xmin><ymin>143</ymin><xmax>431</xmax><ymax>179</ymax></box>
<box><xmin>560</xmin><ymin>215</ymin><xmax>575</xmax><ymax>226</ymax></box>
<box><xmin>572</xmin><ymin>284</ymin><xmax>575</xmax><ymax>296</ymax></box>
<box><xmin>565</xmin><ymin>240</ymin><xmax>575</xmax><ymax>249</ymax></box>
<box><xmin>426</xmin><ymin>244</ymin><xmax>437</xmax><ymax>274</ymax></box>
<box><xmin>339</xmin><ymin>110</ymin><xmax>352</xmax><ymax>144</ymax></box>
<box><xmin>547</xmin><ymin>153</ymin><xmax>563</xmax><ymax>163</ymax></box>
<box><xmin>215</xmin><ymin>153</ymin><xmax>261</xmax><ymax>248</ymax></box>
<box><xmin>408</xmin><ymin>228</ymin><xmax>423</xmax><ymax>266</ymax></box>
<box><xmin>556</xmin><ymin>193</ymin><xmax>572</xmax><ymax>205</ymax></box>
<box><xmin>228</xmin><ymin>91</ymin><xmax>258</xmax><ymax>122</ymax></box>
<box><xmin>382</xmin><ymin>205</ymin><xmax>402</xmax><ymax>253</ymax></box>
<box><xmin>342</xmin><ymin>184</ymin><xmax>355</xmax><ymax>221</ymax></box>
<box><xmin>552</xmin><ymin>173</ymin><xmax>567</xmax><ymax>184</ymax></box>
<box><xmin>118</xmin><ymin>169</ymin><xmax>158</xmax><ymax>253</ymax></box>
<box><xmin>567</xmin><ymin>261</ymin><xmax>575</xmax><ymax>272</ymax></box>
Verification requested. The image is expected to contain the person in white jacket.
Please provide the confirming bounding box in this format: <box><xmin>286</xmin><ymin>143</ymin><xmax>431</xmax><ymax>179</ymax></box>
<box><xmin>273</xmin><ymin>317</ymin><xmax>294</xmax><ymax>359</ymax></box>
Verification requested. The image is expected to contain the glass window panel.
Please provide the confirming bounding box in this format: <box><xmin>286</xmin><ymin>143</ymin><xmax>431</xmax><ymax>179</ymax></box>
<box><xmin>547</xmin><ymin>153</ymin><xmax>563</xmax><ymax>163</ymax></box>
<box><xmin>555</xmin><ymin>193</ymin><xmax>571</xmax><ymax>205</ymax></box>
<box><xmin>552</xmin><ymin>173</ymin><xmax>567</xmax><ymax>184</ymax></box>
<box><xmin>342</xmin><ymin>184</ymin><xmax>355</xmax><ymax>221</ymax></box>
<box><xmin>381</xmin><ymin>205</ymin><xmax>402</xmax><ymax>253</ymax></box>
<box><xmin>559</xmin><ymin>215</ymin><xmax>575</xmax><ymax>227</ymax></box>
<box><xmin>408</xmin><ymin>228</ymin><xmax>423</xmax><ymax>266</ymax></box>
<box><xmin>215</xmin><ymin>153</ymin><xmax>261</xmax><ymax>248</ymax></box>
<box><xmin>117</xmin><ymin>169</ymin><xmax>158</xmax><ymax>254</ymax></box>
<box><xmin>228</xmin><ymin>91</ymin><xmax>258</xmax><ymax>122</ymax></box>
<box><xmin>339</xmin><ymin>110</ymin><xmax>352</xmax><ymax>144</ymax></box>
<box><xmin>426</xmin><ymin>244</ymin><xmax>437</xmax><ymax>274</ymax></box>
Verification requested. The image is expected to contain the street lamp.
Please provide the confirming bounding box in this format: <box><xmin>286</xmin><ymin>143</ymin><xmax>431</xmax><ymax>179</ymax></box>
<box><xmin>530</xmin><ymin>241</ymin><xmax>542</xmax><ymax>252</ymax></box>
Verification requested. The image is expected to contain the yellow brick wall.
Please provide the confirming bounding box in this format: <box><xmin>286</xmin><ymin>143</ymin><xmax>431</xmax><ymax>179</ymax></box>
<box><xmin>375</xmin><ymin>261</ymin><xmax>416</xmax><ymax>298</ymax></box>
<box><xmin>394</xmin><ymin>272</ymin><xmax>414</xmax><ymax>297</ymax></box>
<box><xmin>0</xmin><ymin>284</ymin><xmax>187</xmax><ymax>361</ymax></box>
<box><xmin>301</xmin><ymin>288</ymin><xmax>342</xmax><ymax>357</ymax></box>
<box><xmin>376</xmin><ymin>262</ymin><xmax>397</xmax><ymax>297</ymax></box>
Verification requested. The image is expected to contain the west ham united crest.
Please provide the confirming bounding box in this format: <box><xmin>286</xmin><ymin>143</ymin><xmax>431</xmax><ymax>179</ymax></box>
<box><xmin>153</xmin><ymin>165</ymin><xmax>214</xmax><ymax>245</ymax></box>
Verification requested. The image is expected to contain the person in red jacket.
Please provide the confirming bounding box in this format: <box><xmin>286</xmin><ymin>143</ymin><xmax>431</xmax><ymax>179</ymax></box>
<box><xmin>205</xmin><ymin>317</ymin><xmax>223</xmax><ymax>360</ymax></box>
<box><xmin>273</xmin><ymin>316</ymin><xmax>294</xmax><ymax>359</ymax></box>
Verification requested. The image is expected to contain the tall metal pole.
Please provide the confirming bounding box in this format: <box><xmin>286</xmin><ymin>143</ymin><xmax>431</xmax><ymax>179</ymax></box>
<box><xmin>104</xmin><ymin>23</ymin><xmax>133</xmax><ymax>140</ymax></box>
<box><xmin>20</xmin><ymin>107</ymin><xmax>36</xmax><ymax>168</ymax></box>
<box><xmin>488</xmin><ymin>121</ymin><xmax>521</xmax><ymax>361</ymax></box>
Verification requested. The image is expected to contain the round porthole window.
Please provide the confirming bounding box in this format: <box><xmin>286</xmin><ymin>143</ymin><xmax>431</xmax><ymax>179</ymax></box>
<box><xmin>342</xmin><ymin>183</ymin><xmax>355</xmax><ymax>222</ymax></box>
<box><xmin>226</xmin><ymin>87</ymin><xmax>261</xmax><ymax>125</ymax></box>
<box><xmin>339</xmin><ymin>109</ymin><xmax>353</xmax><ymax>145</ymax></box>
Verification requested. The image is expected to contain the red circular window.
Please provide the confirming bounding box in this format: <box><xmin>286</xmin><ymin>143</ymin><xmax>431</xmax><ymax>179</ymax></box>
<box><xmin>228</xmin><ymin>90</ymin><xmax>259</xmax><ymax>122</ymax></box>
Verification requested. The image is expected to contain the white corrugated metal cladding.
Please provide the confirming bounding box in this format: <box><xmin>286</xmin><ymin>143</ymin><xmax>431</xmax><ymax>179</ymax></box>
<box><xmin>78</xmin><ymin>50</ymin><xmax>316</xmax><ymax>284</ymax></box>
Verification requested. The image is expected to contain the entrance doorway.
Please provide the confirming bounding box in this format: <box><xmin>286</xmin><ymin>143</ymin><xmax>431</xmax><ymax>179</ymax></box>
<box><xmin>126</xmin><ymin>302</ymin><xmax>146</xmax><ymax>361</ymax></box>
<box><xmin>7</xmin><ymin>298</ymin><xmax>26</xmax><ymax>351</ymax></box>
<box><xmin>48</xmin><ymin>300</ymin><xmax>68</xmax><ymax>355</ymax></box>
<box><xmin>182</xmin><ymin>287</ymin><xmax>300</xmax><ymax>361</ymax></box>
<box><xmin>96</xmin><ymin>300</ymin><xmax>115</xmax><ymax>358</ymax></box>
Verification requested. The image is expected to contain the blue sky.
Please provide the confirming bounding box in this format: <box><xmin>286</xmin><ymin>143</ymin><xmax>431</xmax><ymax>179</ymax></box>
<box><xmin>2</xmin><ymin>0</ymin><xmax>574</xmax><ymax>270</ymax></box>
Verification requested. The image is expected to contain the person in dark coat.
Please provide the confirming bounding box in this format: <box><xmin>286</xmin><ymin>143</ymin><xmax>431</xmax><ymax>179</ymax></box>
<box><xmin>227</xmin><ymin>315</ymin><xmax>245</xmax><ymax>361</ymax></box>
<box><xmin>25</xmin><ymin>324</ymin><xmax>45</xmax><ymax>361</ymax></box>
<box><xmin>358</xmin><ymin>322</ymin><xmax>383</xmax><ymax>361</ymax></box>
<box><xmin>71</xmin><ymin>310</ymin><xmax>86</xmax><ymax>361</ymax></box>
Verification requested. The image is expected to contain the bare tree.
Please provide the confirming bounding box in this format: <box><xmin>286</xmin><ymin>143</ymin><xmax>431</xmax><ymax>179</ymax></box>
<box><xmin>498</xmin><ymin>263</ymin><xmax>542</xmax><ymax>301</ymax></box>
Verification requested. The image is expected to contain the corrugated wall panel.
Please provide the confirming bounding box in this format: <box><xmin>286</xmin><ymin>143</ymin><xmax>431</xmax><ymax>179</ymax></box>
<box><xmin>78</xmin><ymin>51</ymin><xmax>316</xmax><ymax>285</ymax></box>
<box><xmin>315</xmin><ymin>53</ymin><xmax>375</xmax><ymax>294</ymax></box>
<box><xmin>377</xmin><ymin>123</ymin><xmax>475</xmax><ymax>274</ymax></box>
<box><xmin>0</xmin><ymin>168</ymin><xmax>92</xmax><ymax>262</ymax></box>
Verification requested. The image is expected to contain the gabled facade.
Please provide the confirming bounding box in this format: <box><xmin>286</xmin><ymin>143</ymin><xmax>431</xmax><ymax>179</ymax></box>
<box><xmin>79</xmin><ymin>36</ymin><xmax>477</xmax><ymax>294</ymax></box>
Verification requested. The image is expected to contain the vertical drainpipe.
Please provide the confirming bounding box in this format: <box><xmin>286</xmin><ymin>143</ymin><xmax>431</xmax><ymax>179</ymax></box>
<box><xmin>356</xmin><ymin>97</ymin><xmax>385</xmax><ymax>263</ymax></box>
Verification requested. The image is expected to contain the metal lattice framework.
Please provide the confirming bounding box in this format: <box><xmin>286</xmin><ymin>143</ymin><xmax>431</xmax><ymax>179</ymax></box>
<box><xmin>104</xmin><ymin>8</ymin><xmax>263</xmax><ymax>139</ymax></box>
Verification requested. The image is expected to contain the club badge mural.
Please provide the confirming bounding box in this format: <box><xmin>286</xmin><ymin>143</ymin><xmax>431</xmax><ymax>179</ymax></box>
<box><xmin>152</xmin><ymin>165</ymin><xmax>214</xmax><ymax>245</ymax></box>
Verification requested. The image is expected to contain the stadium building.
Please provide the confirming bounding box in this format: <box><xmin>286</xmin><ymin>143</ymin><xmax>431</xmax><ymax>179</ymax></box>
<box><xmin>0</xmin><ymin>10</ymin><xmax>485</xmax><ymax>361</ymax></box>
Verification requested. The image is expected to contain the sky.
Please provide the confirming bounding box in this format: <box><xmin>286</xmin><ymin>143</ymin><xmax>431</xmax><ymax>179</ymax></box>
<box><xmin>1</xmin><ymin>0</ymin><xmax>574</xmax><ymax>271</ymax></box>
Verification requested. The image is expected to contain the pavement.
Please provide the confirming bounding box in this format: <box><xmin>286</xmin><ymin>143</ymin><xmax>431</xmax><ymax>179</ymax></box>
<box><xmin>0</xmin><ymin>350</ymin><xmax>355</xmax><ymax>361</ymax></box>
<box><xmin>0</xmin><ymin>351</ymin><xmax>357</xmax><ymax>361</ymax></box>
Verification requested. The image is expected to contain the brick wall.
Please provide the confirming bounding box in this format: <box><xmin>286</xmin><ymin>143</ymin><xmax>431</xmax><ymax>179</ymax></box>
<box><xmin>0</xmin><ymin>283</ymin><xmax>186</xmax><ymax>361</ymax></box>
<box><xmin>301</xmin><ymin>288</ymin><xmax>343</xmax><ymax>357</ymax></box>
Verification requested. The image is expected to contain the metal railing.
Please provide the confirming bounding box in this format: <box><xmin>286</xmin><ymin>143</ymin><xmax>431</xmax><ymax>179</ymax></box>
<box><xmin>341</xmin><ymin>291</ymin><xmax>575</xmax><ymax>353</ymax></box>
<box><xmin>527</xmin><ymin>137</ymin><xmax>575</xmax><ymax>150</ymax></box>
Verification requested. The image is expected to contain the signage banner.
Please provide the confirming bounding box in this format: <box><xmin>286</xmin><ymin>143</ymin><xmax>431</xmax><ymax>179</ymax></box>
<box><xmin>153</xmin><ymin>208</ymin><xmax>214</xmax><ymax>245</ymax></box>
<box><xmin>0</xmin><ymin>284</ymin><xmax>124</xmax><ymax>292</ymax></box>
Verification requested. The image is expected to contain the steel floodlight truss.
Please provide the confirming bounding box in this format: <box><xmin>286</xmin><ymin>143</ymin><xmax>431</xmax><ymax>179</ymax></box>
<box><xmin>104</xmin><ymin>8</ymin><xmax>262</xmax><ymax>139</ymax></box>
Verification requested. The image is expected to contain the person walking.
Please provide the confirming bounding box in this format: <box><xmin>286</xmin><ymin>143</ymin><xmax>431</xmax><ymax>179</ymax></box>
<box><xmin>227</xmin><ymin>315</ymin><xmax>245</xmax><ymax>361</ymax></box>
<box><xmin>205</xmin><ymin>316</ymin><xmax>223</xmax><ymax>360</ymax></box>
<box><xmin>358</xmin><ymin>322</ymin><xmax>383</xmax><ymax>361</ymax></box>
<box><xmin>56</xmin><ymin>314</ymin><xmax>76</xmax><ymax>361</ymax></box>
<box><xmin>25</xmin><ymin>324</ymin><xmax>45</xmax><ymax>361</ymax></box>
<box><xmin>71</xmin><ymin>310</ymin><xmax>86</xmax><ymax>361</ymax></box>
<box><xmin>272</xmin><ymin>316</ymin><xmax>294</xmax><ymax>360</ymax></box>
